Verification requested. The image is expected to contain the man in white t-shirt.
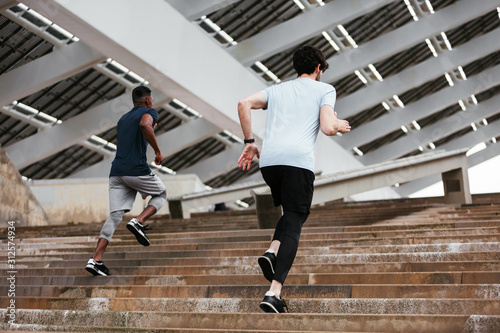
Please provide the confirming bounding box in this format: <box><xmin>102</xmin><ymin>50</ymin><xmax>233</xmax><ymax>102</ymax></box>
<box><xmin>237</xmin><ymin>45</ymin><xmax>351</xmax><ymax>313</ymax></box>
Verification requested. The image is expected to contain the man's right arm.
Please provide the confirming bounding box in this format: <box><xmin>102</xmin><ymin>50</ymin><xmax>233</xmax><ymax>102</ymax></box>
<box><xmin>320</xmin><ymin>105</ymin><xmax>351</xmax><ymax>136</ymax></box>
<box><xmin>140</xmin><ymin>113</ymin><xmax>164</xmax><ymax>165</ymax></box>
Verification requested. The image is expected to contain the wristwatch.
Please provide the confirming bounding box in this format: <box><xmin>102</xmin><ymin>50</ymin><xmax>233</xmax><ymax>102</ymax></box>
<box><xmin>244</xmin><ymin>138</ymin><xmax>255</xmax><ymax>144</ymax></box>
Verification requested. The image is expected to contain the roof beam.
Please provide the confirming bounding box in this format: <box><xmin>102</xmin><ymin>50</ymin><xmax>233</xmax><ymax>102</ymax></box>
<box><xmin>22</xmin><ymin>0</ymin><xmax>267</xmax><ymax>141</ymax></box>
<box><xmin>360</xmin><ymin>94</ymin><xmax>500</xmax><ymax>164</ymax></box>
<box><xmin>320</xmin><ymin>0</ymin><xmax>500</xmax><ymax>83</ymax></box>
<box><xmin>0</xmin><ymin>41</ymin><xmax>105</xmax><ymax>107</ymax></box>
<box><xmin>337</xmin><ymin>64</ymin><xmax>500</xmax><ymax>150</ymax></box>
<box><xmin>166</xmin><ymin>0</ymin><xmax>240</xmax><ymax>21</ymax></box>
<box><xmin>439</xmin><ymin>120</ymin><xmax>499</xmax><ymax>152</ymax></box>
<box><xmin>229</xmin><ymin>0</ymin><xmax>395</xmax><ymax>66</ymax></box>
<box><xmin>396</xmin><ymin>142</ymin><xmax>500</xmax><ymax>197</ymax></box>
<box><xmin>4</xmin><ymin>93</ymin><xmax>132</xmax><ymax>169</ymax></box>
<box><xmin>335</xmin><ymin>28</ymin><xmax>500</xmax><ymax>118</ymax></box>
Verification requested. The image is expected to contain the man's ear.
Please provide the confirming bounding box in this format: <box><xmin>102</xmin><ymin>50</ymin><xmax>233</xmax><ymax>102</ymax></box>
<box><xmin>315</xmin><ymin>64</ymin><xmax>321</xmax><ymax>73</ymax></box>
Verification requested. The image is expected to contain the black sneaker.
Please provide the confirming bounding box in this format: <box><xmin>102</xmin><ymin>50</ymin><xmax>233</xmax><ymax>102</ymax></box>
<box><xmin>127</xmin><ymin>218</ymin><xmax>151</xmax><ymax>246</ymax></box>
<box><xmin>258</xmin><ymin>252</ymin><xmax>276</xmax><ymax>282</ymax></box>
<box><xmin>85</xmin><ymin>258</ymin><xmax>110</xmax><ymax>276</ymax></box>
<box><xmin>259</xmin><ymin>293</ymin><xmax>289</xmax><ymax>313</ymax></box>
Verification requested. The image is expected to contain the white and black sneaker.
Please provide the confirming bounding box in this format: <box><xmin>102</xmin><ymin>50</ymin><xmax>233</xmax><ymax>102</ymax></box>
<box><xmin>258</xmin><ymin>251</ymin><xmax>276</xmax><ymax>282</ymax></box>
<box><xmin>127</xmin><ymin>218</ymin><xmax>151</xmax><ymax>246</ymax></box>
<box><xmin>85</xmin><ymin>258</ymin><xmax>110</xmax><ymax>276</ymax></box>
<box><xmin>259</xmin><ymin>291</ymin><xmax>289</xmax><ymax>313</ymax></box>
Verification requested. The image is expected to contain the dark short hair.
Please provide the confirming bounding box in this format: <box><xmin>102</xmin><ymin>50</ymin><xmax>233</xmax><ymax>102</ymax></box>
<box><xmin>132</xmin><ymin>85</ymin><xmax>152</xmax><ymax>103</ymax></box>
<box><xmin>293</xmin><ymin>45</ymin><xmax>329</xmax><ymax>76</ymax></box>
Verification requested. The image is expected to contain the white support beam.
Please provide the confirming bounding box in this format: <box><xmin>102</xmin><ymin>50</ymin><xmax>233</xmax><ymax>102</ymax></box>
<box><xmin>360</xmin><ymin>93</ymin><xmax>500</xmax><ymax>164</ymax></box>
<box><xmin>229</xmin><ymin>0</ymin><xmax>394</xmax><ymax>66</ymax></box>
<box><xmin>4</xmin><ymin>93</ymin><xmax>132</xmax><ymax>169</ymax></box>
<box><xmin>337</xmin><ymin>64</ymin><xmax>500</xmax><ymax>150</ymax></box>
<box><xmin>335</xmin><ymin>28</ymin><xmax>500</xmax><ymax>118</ymax></box>
<box><xmin>166</xmin><ymin>0</ymin><xmax>240</xmax><ymax>21</ymax></box>
<box><xmin>179</xmin><ymin>144</ymin><xmax>243</xmax><ymax>182</ymax></box>
<box><xmin>22</xmin><ymin>0</ymin><xmax>267</xmax><ymax>142</ymax></box>
<box><xmin>396</xmin><ymin>143</ymin><xmax>500</xmax><ymax>197</ymax></box>
<box><xmin>0</xmin><ymin>42</ymin><xmax>105</xmax><ymax>107</ymax></box>
<box><xmin>320</xmin><ymin>0</ymin><xmax>500</xmax><ymax>84</ymax></box>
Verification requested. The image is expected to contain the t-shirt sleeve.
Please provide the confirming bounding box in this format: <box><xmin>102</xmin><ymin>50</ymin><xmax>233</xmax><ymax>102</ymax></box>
<box><xmin>320</xmin><ymin>86</ymin><xmax>336</xmax><ymax>110</ymax></box>
<box><xmin>146</xmin><ymin>108</ymin><xmax>159</xmax><ymax>126</ymax></box>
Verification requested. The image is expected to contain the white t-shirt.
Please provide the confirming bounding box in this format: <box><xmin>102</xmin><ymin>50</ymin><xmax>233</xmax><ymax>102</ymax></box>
<box><xmin>259</xmin><ymin>78</ymin><xmax>337</xmax><ymax>172</ymax></box>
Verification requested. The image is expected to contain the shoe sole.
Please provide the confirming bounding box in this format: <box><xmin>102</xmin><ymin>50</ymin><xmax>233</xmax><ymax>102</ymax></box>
<box><xmin>259</xmin><ymin>301</ymin><xmax>280</xmax><ymax>313</ymax></box>
<box><xmin>85</xmin><ymin>265</ymin><xmax>109</xmax><ymax>276</ymax></box>
<box><xmin>127</xmin><ymin>223</ymin><xmax>150</xmax><ymax>246</ymax></box>
<box><xmin>258</xmin><ymin>256</ymin><xmax>274</xmax><ymax>282</ymax></box>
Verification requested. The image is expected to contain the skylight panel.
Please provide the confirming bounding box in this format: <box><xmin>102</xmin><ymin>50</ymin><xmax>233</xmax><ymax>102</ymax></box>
<box><xmin>425</xmin><ymin>0</ymin><xmax>435</xmax><ymax>14</ymax></box>
<box><xmin>353</xmin><ymin>147</ymin><xmax>364</xmax><ymax>156</ymax></box>
<box><xmin>404</xmin><ymin>0</ymin><xmax>419</xmax><ymax>21</ymax></box>
<box><xmin>444</xmin><ymin>72</ymin><xmax>454</xmax><ymax>86</ymax></box>
<box><xmin>425</xmin><ymin>38</ymin><xmax>438</xmax><ymax>57</ymax></box>
<box><xmin>354</xmin><ymin>70</ymin><xmax>368</xmax><ymax>84</ymax></box>
<box><xmin>368</xmin><ymin>64</ymin><xmax>383</xmax><ymax>81</ymax></box>
<box><xmin>382</xmin><ymin>102</ymin><xmax>391</xmax><ymax>110</ymax></box>
<box><xmin>253</xmin><ymin>61</ymin><xmax>281</xmax><ymax>84</ymax></box>
<box><xmin>337</xmin><ymin>25</ymin><xmax>358</xmax><ymax>48</ymax></box>
<box><xmin>471</xmin><ymin>123</ymin><xmax>478</xmax><ymax>131</ymax></box>
<box><xmin>470</xmin><ymin>94</ymin><xmax>478</xmax><ymax>105</ymax></box>
<box><xmin>393</xmin><ymin>95</ymin><xmax>405</xmax><ymax>108</ymax></box>
<box><xmin>293</xmin><ymin>0</ymin><xmax>305</xmax><ymax>10</ymax></box>
<box><xmin>458</xmin><ymin>100</ymin><xmax>466</xmax><ymax>111</ymax></box>
<box><xmin>457</xmin><ymin>66</ymin><xmax>467</xmax><ymax>80</ymax></box>
<box><xmin>412</xmin><ymin>120</ymin><xmax>421</xmax><ymax>130</ymax></box>
<box><xmin>492</xmin><ymin>137</ymin><xmax>497</xmax><ymax>144</ymax></box>
<box><xmin>441</xmin><ymin>32</ymin><xmax>452</xmax><ymax>50</ymax></box>
<box><xmin>13</xmin><ymin>3</ymin><xmax>79</xmax><ymax>43</ymax></box>
<box><xmin>322</xmin><ymin>31</ymin><xmax>340</xmax><ymax>51</ymax></box>
<box><xmin>428</xmin><ymin>142</ymin><xmax>436</xmax><ymax>149</ymax></box>
<box><xmin>482</xmin><ymin>119</ymin><xmax>488</xmax><ymax>126</ymax></box>
<box><xmin>199</xmin><ymin>15</ymin><xmax>237</xmax><ymax>46</ymax></box>
<box><xmin>418</xmin><ymin>146</ymin><xmax>424</xmax><ymax>151</ymax></box>
<box><xmin>497</xmin><ymin>7</ymin><xmax>500</xmax><ymax>19</ymax></box>
<box><xmin>401</xmin><ymin>125</ymin><xmax>409</xmax><ymax>133</ymax></box>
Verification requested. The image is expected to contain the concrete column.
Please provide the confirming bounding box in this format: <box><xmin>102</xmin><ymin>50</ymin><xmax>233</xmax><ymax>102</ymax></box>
<box><xmin>442</xmin><ymin>163</ymin><xmax>472</xmax><ymax>205</ymax></box>
<box><xmin>252</xmin><ymin>190</ymin><xmax>281</xmax><ymax>229</ymax></box>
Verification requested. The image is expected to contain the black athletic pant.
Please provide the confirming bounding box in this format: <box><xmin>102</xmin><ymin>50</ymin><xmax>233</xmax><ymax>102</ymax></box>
<box><xmin>272</xmin><ymin>210</ymin><xmax>309</xmax><ymax>284</ymax></box>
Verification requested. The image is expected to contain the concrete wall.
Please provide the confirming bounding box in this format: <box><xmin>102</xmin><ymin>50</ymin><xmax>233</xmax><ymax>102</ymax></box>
<box><xmin>28</xmin><ymin>174</ymin><xmax>206</xmax><ymax>225</ymax></box>
<box><xmin>0</xmin><ymin>146</ymin><xmax>50</xmax><ymax>227</ymax></box>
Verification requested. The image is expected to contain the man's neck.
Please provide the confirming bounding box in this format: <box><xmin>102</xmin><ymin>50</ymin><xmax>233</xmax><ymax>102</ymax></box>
<box><xmin>298</xmin><ymin>72</ymin><xmax>318</xmax><ymax>81</ymax></box>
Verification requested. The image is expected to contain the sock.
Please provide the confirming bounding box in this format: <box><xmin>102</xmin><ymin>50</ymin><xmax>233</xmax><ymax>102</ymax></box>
<box><xmin>265</xmin><ymin>291</ymin><xmax>275</xmax><ymax>297</ymax></box>
<box><xmin>265</xmin><ymin>249</ymin><xmax>275</xmax><ymax>254</ymax></box>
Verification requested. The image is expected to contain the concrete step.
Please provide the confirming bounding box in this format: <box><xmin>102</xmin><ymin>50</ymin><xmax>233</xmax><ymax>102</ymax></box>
<box><xmin>8</xmin><ymin>261</ymin><xmax>500</xmax><ymax>277</ymax></box>
<box><xmin>2</xmin><ymin>309</ymin><xmax>500</xmax><ymax>332</ymax></box>
<box><xmin>11</xmin><ymin>251</ymin><xmax>500</xmax><ymax>270</ymax></box>
<box><xmin>3</xmin><ymin>271</ymin><xmax>499</xmax><ymax>287</ymax></box>
<box><xmin>14</xmin><ymin>242</ymin><xmax>500</xmax><ymax>262</ymax></box>
<box><xmin>2</xmin><ymin>283</ymin><xmax>499</xmax><ymax>299</ymax></box>
<box><xmin>6</xmin><ymin>297</ymin><xmax>500</xmax><ymax>315</ymax></box>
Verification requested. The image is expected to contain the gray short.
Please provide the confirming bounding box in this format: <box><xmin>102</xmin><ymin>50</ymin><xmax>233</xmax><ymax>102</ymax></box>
<box><xmin>109</xmin><ymin>173</ymin><xmax>167</xmax><ymax>213</ymax></box>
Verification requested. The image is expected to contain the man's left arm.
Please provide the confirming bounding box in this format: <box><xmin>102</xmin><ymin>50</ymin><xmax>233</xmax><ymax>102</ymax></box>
<box><xmin>237</xmin><ymin>92</ymin><xmax>267</xmax><ymax>171</ymax></box>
